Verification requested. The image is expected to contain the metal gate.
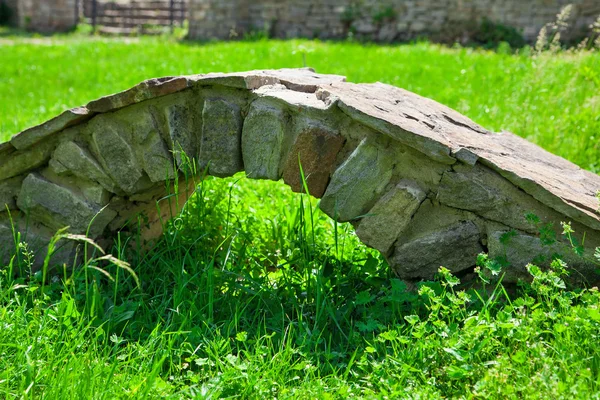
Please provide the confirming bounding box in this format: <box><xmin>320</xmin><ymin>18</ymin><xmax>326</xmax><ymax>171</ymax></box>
<box><xmin>83</xmin><ymin>0</ymin><xmax>187</xmax><ymax>35</ymax></box>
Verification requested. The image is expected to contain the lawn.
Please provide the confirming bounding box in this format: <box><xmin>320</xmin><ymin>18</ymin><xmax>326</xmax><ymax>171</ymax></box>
<box><xmin>1</xmin><ymin>34</ymin><xmax>600</xmax><ymax>398</ymax></box>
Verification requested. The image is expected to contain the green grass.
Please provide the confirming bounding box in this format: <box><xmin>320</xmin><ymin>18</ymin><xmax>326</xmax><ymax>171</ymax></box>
<box><xmin>1</xmin><ymin>35</ymin><xmax>600</xmax><ymax>398</ymax></box>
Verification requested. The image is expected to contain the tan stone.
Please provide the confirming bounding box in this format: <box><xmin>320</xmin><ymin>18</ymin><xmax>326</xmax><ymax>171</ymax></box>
<box><xmin>282</xmin><ymin>123</ymin><xmax>345</xmax><ymax>197</ymax></box>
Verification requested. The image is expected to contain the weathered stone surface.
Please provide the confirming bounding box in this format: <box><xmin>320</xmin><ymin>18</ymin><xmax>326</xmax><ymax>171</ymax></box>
<box><xmin>51</xmin><ymin>141</ymin><xmax>119</xmax><ymax>193</ymax></box>
<box><xmin>89</xmin><ymin>119</ymin><xmax>143</xmax><ymax>194</ymax></box>
<box><xmin>3</xmin><ymin>68</ymin><xmax>600</xmax><ymax>283</ymax></box>
<box><xmin>0</xmin><ymin>176</ymin><xmax>25</xmax><ymax>210</ymax></box>
<box><xmin>355</xmin><ymin>180</ymin><xmax>426</xmax><ymax>255</ymax></box>
<box><xmin>139</xmin><ymin>129</ymin><xmax>175</xmax><ymax>182</ymax></box>
<box><xmin>391</xmin><ymin>221</ymin><xmax>484</xmax><ymax>279</ymax></box>
<box><xmin>39</xmin><ymin>166</ymin><xmax>112</xmax><ymax>207</ymax></box>
<box><xmin>487</xmin><ymin>230</ymin><xmax>597</xmax><ymax>284</ymax></box>
<box><xmin>0</xmin><ymin>217</ymin><xmax>49</xmax><ymax>267</ymax></box>
<box><xmin>191</xmin><ymin>68</ymin><xmax>346</xmax><ymax>92</ymax></box>
<box><xmin>17</xmin><ymin>174</ymin><xmax>117</xmax><ymax>236</ymax></box>
<box><xmin>0</xmin><ymin>213</ymin><xmax>80</xmax><ymax>270</ymax></box>
<box><xmin>164</xmin><ymin>100</ymin><xmax>200</xmax><ymax>168</ymax></box>
<box><xmin>282</xmin><ymin>121</ymin><xmax>345</xmax><ymax>197</ymax></box>
<box><xmin>0</xmin><ymin>138</ymin><xmax>57</xmax><ymax>180</ymax></box>
<box><xmin>0</xmin><ymin>142</ymin><xmax>16</xmax><ymax>159</ymax></box>
<box><xmin>242</xmin><ymin>100</ymin><xmax>292</xmax><ymax>180</ymax></box>
<box><xmin>254</xmin><ymin>83</ymin><xmax>335</xmax><ymax>111</ymax></box>
<box><xmin>439</xmin><ymin>164</ymin><xmax>562</xmax><ymax>233</ymax></box>
<box><xmin>200</xmin><ymin>98</ymin><xmax>244</xmax><ymax>177</ymax></box>
<box><xmin>476</xmin><ymin>132</ymin><xmax>600</xmax><ymax>231</ymax></box>
<box><xmin>86</xmin><ymin>77</ymin><xmax>189</xmax><ymax>113</ymax></box>
<box><xmin>10</xmin><ymin>107</ymin><xmax>90</xmax><ymax>150</ymax></box>
<box><xmin>320</xmin><ymin>137</ymin><xmax>394</xmax><ymax>222</ymax></box>
<box><xmin>0</xmin><ymin>222</ymin><xmax>15</xmax><ymax>263</ymax></box>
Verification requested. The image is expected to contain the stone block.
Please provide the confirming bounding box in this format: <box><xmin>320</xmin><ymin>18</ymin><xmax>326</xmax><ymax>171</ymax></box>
<box><xmin>487</xmin><ymin>230</ymin><xmax>597</xmax><ymax>284</ymax></box>
<box><xmin>437</xmin><ymin>164</ymin><xmax>566</xmax><ymax>234</ymax></box>
<box><xmin>200</xmin><ymin>98</ymin><xmax>244</xmax><ymax>177</ymax></box>
<box><xmin>87</xmin><ymin>77</ymin><xmax>189</xmax><ymax>113</ymax></box>
<box><xmin>90</xmin><ymin>121</ymin><xmax>143</xmax><ymax>195</ymax></box>
<box><xmin>0</xmin><ymin>138</ymin><xmax>56</xmax><ymax>181</ymax></box>
<box><xmin>320</xmin><ymin>137</ymin><xmax>394</xmax><ymax>222</ymax></box>
<box><xmin>17</xmin><ymin>173</ymin><xmax>117</xmax><ymax>237</ymax></box>
<box><xmin>10</xmin><ymin>107</ymin><xmax>90</xmax><ymax>151</ymax></box>
<box><xmin>0</xmin><ymin>175</ymin><xmax>25</xmax><ymax>211</ymax></box>
<box><xmin>242</xmin><ymin>100</ymin><xmax>292</xmax><ymax>180</ymax></box>
<box><xmin>51</xmin><ymin>141</ymin><xmax>120</xmax><ymax>193</ymax></box>
<box><xmin>282</xmin><ymin>121</ymin><xmax>345</xmax><ymax>197</ymax></box>
<box><xmin>391</xmin><ymin>221</ymin><xmax>484</xmax><ymax>279</ymax></box>
<box><xmin>165</xmin><ymin>101</ymin><xmax>200</xmax><ymax>168</ymax></box>
<box><xmin>355</xmin><ymin>180</ymin><xmax>426</xmax><ymax>255</ymax></box>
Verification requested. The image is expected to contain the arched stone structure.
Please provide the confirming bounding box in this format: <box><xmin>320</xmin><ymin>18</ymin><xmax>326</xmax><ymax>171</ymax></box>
<box><xmin>2</xmin><ymin>68</ymin><xmax>600</xmax><ymax>284</ymax></box>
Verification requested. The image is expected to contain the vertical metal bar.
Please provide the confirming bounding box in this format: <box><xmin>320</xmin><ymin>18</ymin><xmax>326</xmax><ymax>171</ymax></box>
<box><xmin>74</xmin><ymin>0</ymin><xmax>79</xmax><ymax>27</ymax></box>
<box><xmin>92</xmin><ymin>0</ymin><xmax>97</xmax><ymax>33</ymax></box>
<box><xmin>181</xmin><ymin>0</ymin><xmax>185</xmax><ymax>27</ymax></box>
<box><xmin>170</xmin><ymin>0</ymin><xmax>175</xmax><ymax>33</ymax></box>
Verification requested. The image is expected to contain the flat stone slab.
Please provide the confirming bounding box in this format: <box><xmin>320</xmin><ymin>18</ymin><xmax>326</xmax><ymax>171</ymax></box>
<box><xmin>2</xmin><ymin>68</ymin><xmax>600</xmax><ymax>285</ymax></box>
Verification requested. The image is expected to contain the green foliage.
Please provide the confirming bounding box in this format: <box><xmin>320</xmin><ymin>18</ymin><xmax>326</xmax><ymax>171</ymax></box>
<box><xmin>471</xmin><ymin>18</ymin><xmax>526</xmax><ymax>49</ymax></box>
<box><xmin>340</xmin><ymin>4</ymin><xmax>360</xmax><ymax>26</ymax></box>
<box><xmin>2</xmin><ymin>175</ymin><xmax>600</xmax><ymax>398</ymax></box>
<box><xmin>372</xmin><ymin>6</ymin><xmax>396</xmax><ymax>25</ymax></box>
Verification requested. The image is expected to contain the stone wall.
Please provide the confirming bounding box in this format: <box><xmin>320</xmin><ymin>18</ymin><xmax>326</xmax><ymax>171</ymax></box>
<box><xmin>1</xmin><ymin>0</ymin><xmax>19</xmax><ymax>25</ymax></box>
<box><xmin>188</xmin><ymin>0</ymin><xmax>600</xmax><ymax>43</ymax></box>
<box><xmin>15</xmin><ymin>0</ymin><xmax>77</xmax><ymax>32</ymax></box>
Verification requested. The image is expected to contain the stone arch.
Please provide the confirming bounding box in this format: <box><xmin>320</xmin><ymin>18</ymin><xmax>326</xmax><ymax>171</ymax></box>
<box><xmin>2</xmin><ymin>68</ymin><xmax>600</xmax><ymax>284</ymax></box>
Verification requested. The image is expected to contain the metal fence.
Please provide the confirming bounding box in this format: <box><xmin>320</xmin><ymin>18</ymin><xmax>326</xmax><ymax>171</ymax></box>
<box><xmin>83</xmin><ymin>0</ymin><xmax>187</xmax><ymax>35</ymax></box>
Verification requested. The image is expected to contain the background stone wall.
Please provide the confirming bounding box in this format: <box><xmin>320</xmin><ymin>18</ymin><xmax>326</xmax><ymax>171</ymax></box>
<box><xmin>0</xmin><ymin>0</ymin><xmax>19</xmax><ymax>25</ymax></box>
<box><xmin>13</xmin><ymin>0</ymin><xmax>77</xmax><ymax>32</ymax></box>
<box><xmin>188</xmin><ymin>0</ymin><xmax>600</xmax><ymax>43</ymax></box>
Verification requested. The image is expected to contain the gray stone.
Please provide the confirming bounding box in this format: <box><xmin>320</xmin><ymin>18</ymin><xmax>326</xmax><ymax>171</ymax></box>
<box><xmin>391</xmin><ymin>221</ymin><xmax>484</xmax><ymax>279</ymax></box>
<box><xmin>10</xmin><ymin>107</ymin><xmax>90</xmax><ymax>150</ymax></box>
<box><xmin>90</xmin><ymin>121</ymin><xmax>143</xmax><ymax>194</ymax></box>
<box><xmin>0</xmin><ymin>176</ymin><xmax>25</xmax><ymax>211</ymax></box>
<box><xmin>139</xmin><ymin>129</ymin><xmax>175</xmax><ymax>183</ymax></box>
<box><xmin>17</xmin><ymin>174</ymin><xmax>117</xmax><ymax>237</ymax></box>
<box><xmin>355</xmin><ymin>180</ymin><xmax>426</xmax><ymax>255</ymax></box>
<box><xmin>0</xmin><ymin>222</ymin><xmax>15</xmax><ymax>264</ymax></box>
<box><xmin>200</xmin><ymin>98</ymin><xmax>244</xmax><ymax>177</ymax></box>
<box><xmin>0</xmin><ymin>142</ymin><xmax>16</xmax><ymax>159</ymax></box>
<box><xmin>320</xmin><ymin>137</ymin><xmax>394</xmax><ymax>222</ymax></box>
<box><xmin>86</xmin><ymin>77</ymin><xmax>189</xmax><ymax>113</ymax></box>
<box><xmin>438</xmin><ymin>164</ymin><xmax>568</xmax><ymax>234</ymax></box>
<box><xmin>487</xmin><ymin>230</ymin><xmax>598</xmax><ymax>284</ymax></box>
<box><xmin>0</xmin><ymin>214</ymin><xmax>81</xmax><ymax>271</ymax></box>
<box><xmin>190</xmin><ymin>68</ymin><xmax>346</xmax><ymax>92</ymax></box>
<box><xmin>0</xmin><ymin>138</ymin><xmax>57</xmax><ymax>181</ymax></box>
<box><xmin>165</xmin><ymin>101</ymin><xmax>200</xmax><ymax>168</ymax></box>
<box><xmin>0</xmin><ymin>217</ymin><xmax>53</xmax><ymax>268</ymax></box>
<box><xmin>326</xmin><ymin>79</ymin><xmax>600</xmax><ymax>232</ymax></box>
<box><xmin>52</xmin><ymin>141</ymin><xmax>120</xmax><ymax>193</ymax></box>
<box><xmin>242</xmin><ymin>100</ymin><xmax>292</xmax><ymax>180</ymax></box>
